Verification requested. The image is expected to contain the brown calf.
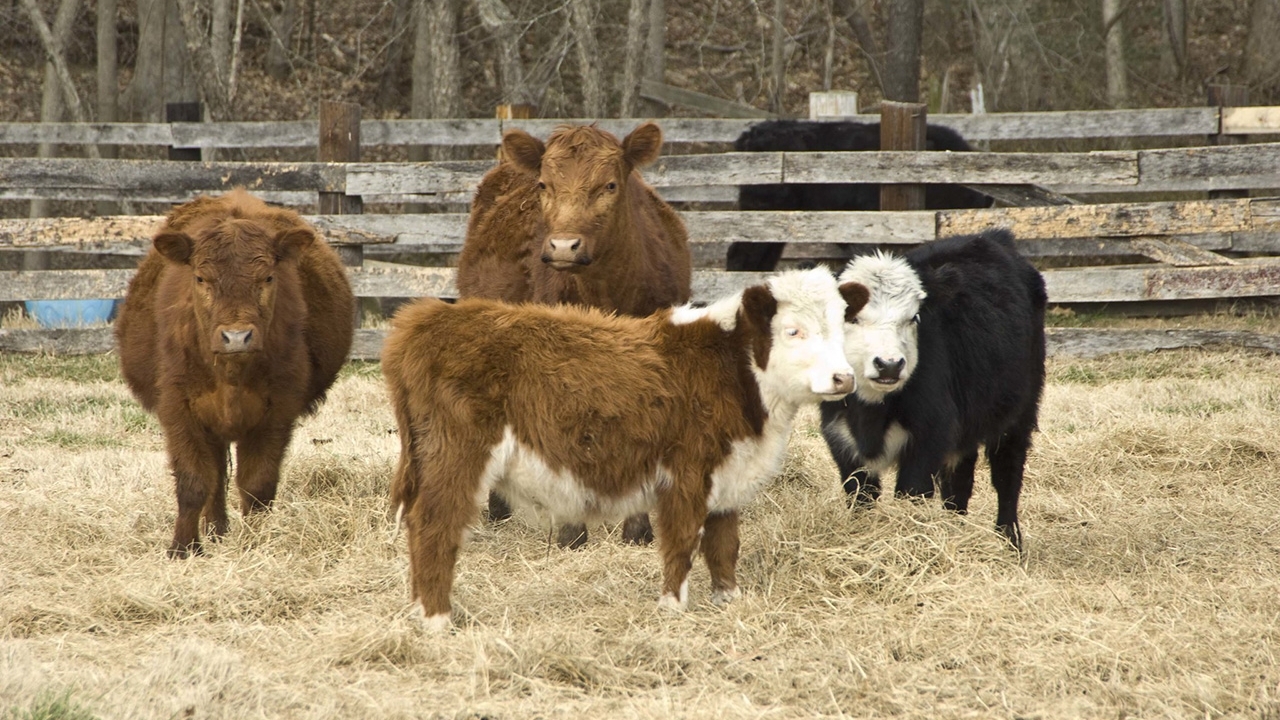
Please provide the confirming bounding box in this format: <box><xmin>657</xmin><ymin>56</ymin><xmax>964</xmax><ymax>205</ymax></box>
<box><xmin>116</xmin><ymin>190</ymin><xmax>354</xmax><ymax>558</ymax></box>
<box><xmin>456</xmin><ymin>122</ymin><xmax>693</xmax><ymax>547</ymax></box>
<box><xmin>383</xmin><ymin>268</ymin><xmax>868</xmax><ymax>630</ymax></box>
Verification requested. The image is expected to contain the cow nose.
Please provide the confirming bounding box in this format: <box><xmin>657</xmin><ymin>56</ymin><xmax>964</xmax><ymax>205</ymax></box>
<box><xmin>832</xmin><ymin>372</ymin><xmax>855</xmax><ymax>395</ymax></box>
<box><xmin>221</xmin><ymin>329</ymin><xmax>253</xmax><ymax>352</ymax></box>
<box><xmin>549</xmin><ymin>237</ymin><xmax>581</xmax><ymax>253</ymax></box>
<box><xmin>872</xmin><ymin>357</ymin><xmax>906</xmax><ymax>380</ymax></box>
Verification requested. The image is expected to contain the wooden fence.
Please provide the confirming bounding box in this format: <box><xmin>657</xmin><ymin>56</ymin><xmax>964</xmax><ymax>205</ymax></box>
<box><xmin>6</xmin><ymin>103</ymin><xmax>1280</xmax><ymax>357</ymax></box>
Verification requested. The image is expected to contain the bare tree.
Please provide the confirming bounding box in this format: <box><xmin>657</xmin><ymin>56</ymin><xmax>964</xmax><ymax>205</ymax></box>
<box><xmin>641</xmin><ymin>0</ymin><xmax>665</xmax><ymax>115</ymax></box>
<box><xmin>1241</xmin><ymin>0</ymin><xmax>1280</xmax><ymax>93</ymax></box>
<box><xmin>620</xmin><ymin>0</ymin><xmax>650</xmax><ymax>117</ymax></box>
<box><xmin>882</xmin><ymin>0</ymin><xmax>923</xmax><ymax>102</ymax></box>
<box><xmin>173</xmin><ymin>0</ymin><xmax>235</xmax><ymax>120</ymax></box>
<box><xmin>475</xmin><ymin>0</ymin><xmax>536</xmax><ymax>106</ymax></box>
<box><xmin>831</xmin><ymin>0</ymin><xmax>882</xmax><ymax>94</ymax></box>
<box><xmin>411</xmin><ymin>0</ymin><xmax>463</xmax><ymax>161</ymax></box>
<box><xmin>378</xmin><ymin>0</ymin><xmax>416</xmax><ymax>109</ymax></box>
<box><xmin>769</xmin><ymin>0</ymin><xmax>785</xmax><ymax>113</ymax></box>
<box><xmin>125</xmin><ymin>0</ymin><xmax>165</xmax><ymax>121</ymax></box>
<box><xmin>97</xmin><ymin>0</ymin><xmax>119</xmax><ymax>214</ymax></box>
<box><xmin>264</xmin><ymin>0</ymin><xmax>299</xmax><ymax>81</ymax></box>
<box><xmin>1162</xmin><ymin>0</ymin><xmax>1186</xmax><ymax>77</ymax></box>
<box><xmin>568</xmin><ymin>0</ymin><xmax>606</xmax><ymax>116</ymax></box>
<box><xmin>1103</xmin><ymin>0</ymin><xmax>1129</xmax><ymax>107</ymax></box>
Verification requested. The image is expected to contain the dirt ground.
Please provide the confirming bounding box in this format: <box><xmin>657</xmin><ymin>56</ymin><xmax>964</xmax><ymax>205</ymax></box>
<box><xmin>1</xmin><ymin>346</ymin><xmax>1279</xmax><ymax>719</ymax></box>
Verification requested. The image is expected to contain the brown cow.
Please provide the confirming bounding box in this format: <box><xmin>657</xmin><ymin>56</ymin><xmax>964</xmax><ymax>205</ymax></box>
<box><xmin>116</xmin><ymin>190</ymin><xmax>354</xmax><ymax>558</ymax></box>
<box><xmin>383</xmin><ymin>268</ymin><xmax>868</xmax><ymax>631</ymax></box>
<box><xmin>456</xmin><ymin>122</ymin><xmax>692</xmax><ymax>548</ymax></box>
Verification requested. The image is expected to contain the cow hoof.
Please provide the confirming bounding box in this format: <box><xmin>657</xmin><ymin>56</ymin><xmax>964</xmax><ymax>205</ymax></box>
<box><xmin>412</xmin><ymin>607</ymin><xmax>452</xmax><ymax>634</ymax></box>
<box><xmin>620</xmin><ymin>514</ymin><xmax>654</xmax><ymax>545</ymax></box>
<box><xmin>710</xmin><ymin>587</ymin><xmax>740</xmax><ymax>606</ymax></box>
<box><xmin>166</xmin><ymin>540</ymin><xmax>203</xmax><ymax>559</ymax></box>
<box><xmin>556</xmin><ymin>524</ymin><xmax>588</xmax><ymax>549</ymax></box>
<box><xmin>656</xmin><ymin>594</ymin><xmax>687</xmax><ymax>612</ymax></box>
<box><xmin>999</xmin><ymin>523</ymin><xmax>1024</xmax><ymax>554</ymax></box>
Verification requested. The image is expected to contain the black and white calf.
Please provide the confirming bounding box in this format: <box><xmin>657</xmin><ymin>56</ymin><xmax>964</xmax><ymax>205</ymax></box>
<box><xmin>820</xmin><ymin>229</ymin><xmax>1046</xmax><ymax>550</ymax></box>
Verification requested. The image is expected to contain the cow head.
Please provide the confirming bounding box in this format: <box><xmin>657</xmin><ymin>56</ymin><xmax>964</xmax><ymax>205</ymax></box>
<box><xmin>838</xmin><ymin>252</ymin><xmax>927</xmax><ymax>402</ymax></box>
<box><xmin>154</xmin><ymin>218</ymin><xmax>312</xmax><ymax>359</ymax></box>
<box><xmin>502</xmin><ymin>123</ymin><xmax>664</xmax><ymax>271</ymax></box>
<box><xmin>734</xmin><ymin>267</ymin><xmax>866</xmax><ymax>403</ymax></box>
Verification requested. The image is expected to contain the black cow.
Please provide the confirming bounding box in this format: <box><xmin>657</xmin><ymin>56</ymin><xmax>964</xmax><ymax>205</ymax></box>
<box><xmin>726</xmin><ymin>120</ymin><xmax>994</xmax><ymax>272</ymax></box>
<box><xmin>819</xmin><ymin>229</ymin><xmax>1046</xmax><ymax>551</ymax></box>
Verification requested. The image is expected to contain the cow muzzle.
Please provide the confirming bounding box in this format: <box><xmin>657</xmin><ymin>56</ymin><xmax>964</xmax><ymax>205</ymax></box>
<box><xmin>217</xmin><ymin>326</ymin><xmax>258</xmax><ymax>354</ymax></box>
<box><xmin>541</xmin><ymin>234</ymin><xmax>591</xmax><ymax>271</ymax></box>
<box><xmin>870</xmin><ymin>356</ymin><xmax>907</xmax><ymax>386</ymax></box>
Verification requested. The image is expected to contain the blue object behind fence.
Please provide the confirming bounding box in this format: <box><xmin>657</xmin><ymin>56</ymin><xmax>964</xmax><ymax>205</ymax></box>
<box><xmin>24</xmin><ymin>299</ymin><xmax>120</xmax><ymax>328</ymax></box>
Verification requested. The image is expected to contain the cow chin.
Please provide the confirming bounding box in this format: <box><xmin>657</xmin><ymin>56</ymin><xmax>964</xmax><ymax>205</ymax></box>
<box><xmin>542</xmin><ymin>256</ymin><xmax>592</xmax><ymax>272</ymax></box>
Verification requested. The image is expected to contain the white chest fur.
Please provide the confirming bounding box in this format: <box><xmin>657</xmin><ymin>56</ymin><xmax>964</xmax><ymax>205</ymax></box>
<box><xmin>705</xmin><ymin>409</ymin><xmax>796</xmax><ymax>513</ymax></box>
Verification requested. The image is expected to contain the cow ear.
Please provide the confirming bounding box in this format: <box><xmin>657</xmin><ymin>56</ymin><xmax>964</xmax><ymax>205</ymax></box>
<box><xmin>622</xmin><ymin>122</ymin><xmax>663</xmax><ymax>169</ymax></box>
<box><xmin>502</xmin><ymin>130</ymin><xmax>545</xmax><ymax>173</ymax></box>
<box><xmin>740</xmin><ymin>284</ymin><xmax>779</xmax><ymax>368</ymax></box>
<box><xmin>275</xmin><ymin>227</ymin><xmax>315</xmax><ymax>261</ymax></box>
<box><xmin>839</xmin><ymin>282</ymin><xmax>870</xmax><ymax>322</ymax></box>
<box><xmin>153</xmin><ymin>231</ymin><xmax>194</xmax><ymax>265</ymax></box>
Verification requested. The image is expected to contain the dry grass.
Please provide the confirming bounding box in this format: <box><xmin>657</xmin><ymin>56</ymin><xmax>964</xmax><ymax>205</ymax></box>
<box><xmin>3</xmin><ymin>348</ymin><xmax>1280</xmax><ymax>719</ymax></box>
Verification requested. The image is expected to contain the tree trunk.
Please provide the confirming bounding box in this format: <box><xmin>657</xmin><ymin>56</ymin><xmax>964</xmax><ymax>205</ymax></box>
<box><xmin>568</xmin><ymin>0</ymin><xmax>605</xmax><ymax>117</ymax></box>
<box><xmin>265</xmin><ymin>0</ymin><xmax>298</xmax><ymax>81</ymax></box>
<box><xmin>211</xmin><ymin>0</ymin><xmax>232</xmax><ymax>82</ymax></box>
<box><xmin>126</xmin><ymin>0</ymin><xmax>166</xmax><ymax>121</ymax></box>
<box><xmin>1162</xmin><ymin>0</ymin><xmax>1186</xmax><ymax>76</ymax></box>
<box><xmin>832</xmin><ymin>0</ymin><xmax>882</xmax><ymax>95</ymax></box>
<box><xmin>769</xmin><ymin>0</ymin><xmax>785</xmax><ymax>114</ymax></box>
<box><xmin>162</xmin><ymin>0</ymin><xmax>197</xmax><ymax>104</ymax></box>
<box><xmin>377</xmin><ymin>0</ymin><xmax>415</xmax><ymax>110</ymax></box>
<box><xmin>882</xmin><ymin>0</ymin><xmax>922</xmax><ymax>102</ymax></box>
<box><xmin>640</xmin><ymin>0</ymin><xmax>665</xmax><ymax>116</ymax></box>
<box><xmin>1241</xmin><ymin>0</ymin><xmax>1280</xmax><ymax>92</ymax></box>
<box><xmin>474</xmin><ymin>0</ymin><xmax>534</xmax><ymax>105</ymax></box>
<box><xmin>23</xmin><ymin>0</ymin><xmax>82</xmax><ymax>218</ymax></box>
<box><xmin>620</xmin><ymin>0</ymin><xmax>649</xmax><ymax>117</ymax></box>
<box><xmin>1103</xmin><ymin>0</ymin><xmax>1129</xmax><ymax>108</ymax></box>
<box><xmin>97</xmin><ymin>0</ymin><xmax>119</xmax><ymax>214</ymax></box>
<box><xmin>173</xmin><ymin>0</ymin><xmax>234</xmax><ymax>120</ymax></box>
<box><xmin>411</xmin><ymin>0</ymin><xmax>463</xmax><ymax>162</ymax></box>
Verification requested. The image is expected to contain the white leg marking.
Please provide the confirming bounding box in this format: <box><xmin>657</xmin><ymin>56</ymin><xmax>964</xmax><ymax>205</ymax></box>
<box><xmin>413</xmin><ymin>605</ymin><xmax>452</xmax><ymax>633</ymax></box>
<box><xmin>710</xmin><ymin>586</ymin><xmax>741</xmax><ymax>606</ymax></box>
<box><xmin>657</xmin><ymin>577</ymin><xmax>690</xmax><ymax>612</ymax></box>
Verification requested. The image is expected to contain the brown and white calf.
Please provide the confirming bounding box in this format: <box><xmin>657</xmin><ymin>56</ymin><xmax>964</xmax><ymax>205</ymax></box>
<box><xmin>382</xmin><ymin>268</ymin><xmax>868</xmax><ymax>630</ymax></box>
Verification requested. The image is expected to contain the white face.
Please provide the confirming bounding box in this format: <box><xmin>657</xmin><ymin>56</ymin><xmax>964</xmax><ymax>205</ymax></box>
<box><xmin>763</xmin><ymin>269</ymin><xmax>857</xmax><ymax>402</ymax></box>
<box><xmin>839</xmin><ymin>253</ymin><xmax>926</xmax><ymax>403</ymax></box>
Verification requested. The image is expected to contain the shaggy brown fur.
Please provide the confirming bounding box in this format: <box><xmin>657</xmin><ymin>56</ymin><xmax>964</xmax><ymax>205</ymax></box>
<box><xmin>383</xmin><ymin>274</ymin><xmax>868</xmax><ymax>625</ymax></box>
<box><xmin>116</xmin><ymin>189</ymin><xmax>354</xmax><ymax>558</ymax></box>
<box><xmin>455</xmin><ymin>123</ymin><xmax>693</xmax><ymax>547</ymax></box>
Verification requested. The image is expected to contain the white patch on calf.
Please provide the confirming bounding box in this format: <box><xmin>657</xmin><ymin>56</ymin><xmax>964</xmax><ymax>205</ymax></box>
<box><xmin>670</xmin><ymin>292</ymin><xmax>742</xmax><ymax>330</ymax></box>
<box><xmin>705</xmin><ymin>412</ymin><xmax>793</xmax><ymax>513</ymax></box>
<box><xmin>487</xmin><ymin>426</ymin><xmax>659</xmax><ymax>526</ymax></box>
<box><xmin>412</xmin><ymin>606</ymin><xmax>452</xmax><ymax>634</ymax></box>
<box><xmin>865</xmin><ymin>421</ymin><xmax>911</xmax><ymax>474</ymax></box>
<box><xmin>657</xmin><ymin>577</ymin><xmax>690</xmax><ymax>611</ymax></box>
<box><xmin>710</xmin><ymin>587</ymin><xmax>740</xmax><ymax>606</ymax></box>
<box><xmin>839</xmin><ymin>253</ymin><xmax>926</xmax><ymax>404</ymax></box>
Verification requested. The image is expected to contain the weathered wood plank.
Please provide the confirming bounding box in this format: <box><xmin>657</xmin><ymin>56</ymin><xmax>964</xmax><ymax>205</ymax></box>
<box><xmin>343</xmin><ymin>160</ymin><xmax>494</xmax><ymax>196</ymax></box>
<box><xmin>1221</xmin><ymin>107</ymin><xmax>1280</xmax><ymax>135</ymax></box>
<box><xmin>1043</xmin><ymin>258</ymin><xmax>1280</xmax><ymax>303</ymax></box>
<box><xmin>971</xmin><ymin>184</ymin><xmax>1078</xmax><ymax>207</ymax></box>
<box><xmin>639</xmin><ymin>80</ymin><xmax>775</xmax><ymax>119</ymax></box>
<box><xmin>785</xmin><ymin>150</ymin><xmax>1137</xmax><ymax>187</ymax></box>
<box><xmin>938</xmin><ymin>198</ymin><xmax>1258</xmax><ymax>240</ymax></box>
<box><xmin>1128</xmin><ymin>238</ymin><xmax>1236</xmax><ymax>266</ymax></box>
<box><xmin>0</xmin><ymin>214</ymin><xmax>395</xmax><ymax>249</ymax></box>
<box><xmin>1045</xmin><ymin>327</ymin><xmax>1280</xmax><ymax>358</ymax></box>
<box><xmin>0</xmin><ymin>123</ymin><xmax>175</xmax><ymax>145</ymax></box>
<box><xmin>931</xmin><ymin>108</ymin><xmax>1221</xmax><ymax>141</ymax></box>
<box><xmin>0</xmin><ymin>158</ymin><xmax>346</xmax><ymax>201</ymax></box>
<box><xmin>1133</xmin><ymin>143</ymin><xmax>1280</xmax><ymax>192</ymax></box>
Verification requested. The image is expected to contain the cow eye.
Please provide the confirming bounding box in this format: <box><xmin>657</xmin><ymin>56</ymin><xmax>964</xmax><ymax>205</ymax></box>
<box><xmin>784</xmin><ymin>327</ymin><xmax>804</xmax><ymax>338</ymax></box>
<box><xmin>265</xmin><ymin>275</ymin><xmax>274</xmax><ymax>284</ymax></box>
<box><xmin>605</xmin><ymin>182</ymin><xmax>618</xmax><ymax>192</ymax></box>
<box><xmin>195</xmin><ymin>276</ymin><xmax>205</xmax><ymax>284</ymax></box>
<box><xmin>537</xmin><ymin>181</ymin><xmax>546</xmax><ymax>191</ymax></box>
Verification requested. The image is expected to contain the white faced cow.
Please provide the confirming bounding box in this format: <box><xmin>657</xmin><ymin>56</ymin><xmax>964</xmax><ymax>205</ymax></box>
<box><xmin>382</xmin><ymin>268</ymin><xmax>868</xmax><ymax>630</ymax></box>
<box><xmin>820</xmin><ymin>229</ymin><xmax>1046</xmax><ymax>550</ymax></box>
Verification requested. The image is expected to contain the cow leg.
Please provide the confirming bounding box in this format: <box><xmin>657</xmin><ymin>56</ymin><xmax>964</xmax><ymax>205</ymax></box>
<box><xmin>654</xmin><ymin>483</ymin><xmax>708</xmax><ymax>611</ymax></box>
<box><xmin>404</xmin><ymin>445</ymin><xmax>486</xmax><ymax>630</ymax></box>
<box><xmin>939</xmin><ymin>451</ymin><xmax>978</xmax><ymax>515</ymax></box>
<box><xmin>842</xmin><ymin>467</ymin><xmax>881</xmax><ymax>507</ymax></box>
<box><xmin>621</xmin><ymin>513</ymin><xmax>655</xmax><ymax>545</ymax></box>
<box><xmin>487</xmin><ymin>491</ymin><xmax>513</xmax><ymax>523</ymax></box>
<box><xmin>987</xmin><ymin>434</ymin><xmax>1030</xmax><ymax>552</ymax></box>
<box><xmin>202</xmin><ymin>443</ymin><xmax>231</xmax><ymax>541</ymax></box>
<box><xmin>163</xmin><ymin>416</ymin><xmax>223</xmax><ymax>559</ymax></box>
<box><xmin>820</xmin><ymin>408</ymin><xmax>879</xmax><ymax>506</ymax></box>
<box><xmin>701</xmin><ymin>510</ymin><xmax>740</xmax><ymax>605</ymax></box>
<box><xmin>556</xmin><ymin>522</ymin><xmax>588</xmax><ymax>549</ymax></box>
<box><xmin>234</xmin><ymin>424</ymin><xmax>294</xmax><ymax>514</ymax></box>
<box><xmin>894</xmin><ymin>436</ymin><xmax>945</xmax><ymax>499</ymax></box>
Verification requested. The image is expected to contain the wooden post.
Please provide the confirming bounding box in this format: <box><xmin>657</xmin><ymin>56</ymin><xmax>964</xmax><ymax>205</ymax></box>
<box><xmin>1208</xmin><ymin>84</ymin><xmax>1250</xmax><ymax>200</ymax></box>
<box><xmin>495</xmin><ymin>104</ymin><xmax>536</xmax><ymax>160</ymax></box>
<box><xmin>318</xmin><ymin>100</ymin><xmax>364</xmax><ymax>326</ymax></box>
<box><xmin>318</xmin><ymin>100</ymin><xmax>364</xmax><ymax>263</ymax></box>
<box><xmin>166</xmin><ymin>102</ymin><xmax>202</xmax><ymax>162</ymax></box>
<box><xmin>809</xmin><ymin>91</ymin><xmax>858</xmax><ymax>119</ymax></box>
<box><xmin>879</xmin><ymin>101</ymin><xmax>927</xmax><ymax>211</ymax></box>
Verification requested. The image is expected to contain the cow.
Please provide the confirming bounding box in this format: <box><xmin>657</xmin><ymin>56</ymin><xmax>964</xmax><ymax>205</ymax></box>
<box><xmin>456</xmin><ymin>122</ymin><xmax>693</xmax><ymax>548</ymax></box>
<box><xmin>725</xmin><ymin>120</ymin><xmax>994</xmax><ymax>272</ymax></box>
<box><xmin>115</xmin><ymin>190</ymin><xmax>354</xmax><ymax>558</ymax></box>
<box><xmin>382</xmin><ymin>268</ymin><xmax>869</xmax><ymax>630</ymax></box>
<box><xmin>819</xmin><ymin>229</ymin><xmax>1046</xmax><ymax>551</ymax></box>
